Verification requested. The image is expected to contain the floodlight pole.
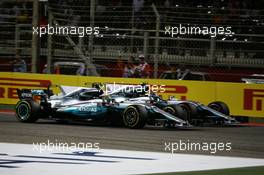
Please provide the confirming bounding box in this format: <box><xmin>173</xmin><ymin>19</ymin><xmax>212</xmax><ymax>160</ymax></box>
<box><xmin>130</xmin><ymin>6</ymin><xmax>135</xmax><ymax>53</ymax></box>
<box><xmin>152</xmin><ymin>4</ymin><xmax>160</xmax><ymax>78</ymax></box>
<box><xmin>210</xmin><ymin>36</ymin><xmax>216</xmax><ymax>65</ymax></box>
<box><xmin>15</xmin><ymin>24</ymin><xmax>20</xmax><ymax>58</ymax></box>
<box><xmin>31</xmin><ymin>0</ymin><xmax>40</xmax><ymax>73</ymax></box>
<box><xmin>143</xmin><ymin>31</ymin><xmax>149</xmax><ymax>58</ymax></box>
<box><xmin>87</xmin><ymin>0</ymin><xmax>96</xmax><ymax>76</ymax></box>
<box><xmin>47</xmin><ymin>12</ymin><xmax>53</xmax><ymax>74</ymax></box>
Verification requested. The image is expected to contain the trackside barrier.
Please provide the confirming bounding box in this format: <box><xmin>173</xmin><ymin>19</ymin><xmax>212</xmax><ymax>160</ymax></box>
<box><xmin>0</xmin><ymin>72</ymin><xmax>263</xmax><ymax>118</ymax></box>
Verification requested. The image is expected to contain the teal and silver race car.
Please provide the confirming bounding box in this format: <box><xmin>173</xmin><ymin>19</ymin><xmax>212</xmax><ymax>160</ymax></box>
<box><xmin>106</xmin><ymin>84</ymin><xmax>237</xmax><ymax>126</ymax></box>
<box><xmin>15</xmin><ymin>86</ymin><xmax>190</xmax><ymax>129</ymax></box>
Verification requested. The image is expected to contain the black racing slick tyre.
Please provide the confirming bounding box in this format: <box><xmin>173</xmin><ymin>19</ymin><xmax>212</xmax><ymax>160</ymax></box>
<box><xmin>176</xmin><ymin>103</ymin><xmax>198</xmax><ymax>121</ymax></box>
<box><xmin>164</xmin><ymin>105</ymin><xmax>189</xmax><ymax>121</ymax></box>
<box><xmin>15</xmin><ymin>100</ymin><xmax>41</xmax><ymax>123</ymax></box>
<box><xmin>208</xmin><ymin>101</ymin><xmax>230</xmax><ymax>116</ymax></box>
<box><xmin>122</xmin><ymin>105</ymin><xmax>147</xmax><ymax>129</ymax></box>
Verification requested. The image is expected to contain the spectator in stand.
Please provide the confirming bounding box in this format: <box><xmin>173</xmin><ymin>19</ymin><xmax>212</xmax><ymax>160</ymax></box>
<box><xmin>181</xmin><ymin>68</ymin><xmax>191</xmax><ymax>79</ymax></box>
<box><xmin>15</xmin><ymin>3</ymin><xmax>29</xmax><ymax>24</ymax></box>
<box><xmin>11</xmin><ymin>57</ymin><xmax>27</xmax><ymax>73</ymax></box>
<box><xmin>54</xmin><ymin>65</ymin><xmax>60</xmax><ymax>74</ymax></box>
<box><xmin>76</xmin><ymin>64</ymin><xmax>85</xmax><ymax>75</ymax></box>
<box><xmin>116</xmin><ymin>56</ymin><xmax>124</xmax><ymax>77</ymax></box>
<box><xmin>133</xmin><ymin>0</ymin><xmax>145</xmax><ymax>28</ymax></box>
<box><xmin>176</xmin><ymin>68</ymin><xmax>182</xmax><ymax>79</ymax></box>
<box><xmin>136</xmin><ymin>54</ymin><xmax>150</xmax><ymax>78</ymax></box>
<box><xmin>133</xmin><ymin>0</ymin><xmax>144</xmax><ymax>13</ymax></box>
<box><xmin>13</xmin><ymin>4</ymin><xmax>20</xmax><ymax>18</ymax></box>
<box><xmin>42</xmin><ymin>64</ymin><xmax>48</xmax><ymax>74</ymax></box>
<box><xmin>123</xmin><ymin>56</ymin><xmax>135</xmax><ymax>78</ymax></box>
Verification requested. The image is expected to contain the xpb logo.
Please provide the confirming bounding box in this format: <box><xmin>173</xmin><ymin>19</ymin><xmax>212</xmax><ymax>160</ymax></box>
<box><xmin>244</xmin><ymin>89</ymin><xmax>264</xmax><ymax>111</ymax></box>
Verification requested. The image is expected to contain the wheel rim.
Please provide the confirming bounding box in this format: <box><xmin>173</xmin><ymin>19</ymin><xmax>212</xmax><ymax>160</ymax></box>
<box><xmin>17</xmin><ymin>103</ymin><xmax>29</xmax><ymax>120</ymax></box>
<box><xmin>165</xmin><ymin>107</ymin><xmax>175</xmax><ymax>115</ymax></box>
<box><xmin>125</xmin><ymin>108</ymin><xmax>138</xmax><ymax>126</ymax></box>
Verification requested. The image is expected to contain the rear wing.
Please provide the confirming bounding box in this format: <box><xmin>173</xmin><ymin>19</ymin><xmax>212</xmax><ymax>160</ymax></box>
<box><xmin>17</xmin><ymin>89</ymin><xmax>54</xmax><ymax>100</ymax></box>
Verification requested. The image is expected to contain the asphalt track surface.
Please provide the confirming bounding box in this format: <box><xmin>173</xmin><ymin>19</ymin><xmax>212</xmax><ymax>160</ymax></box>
<box><xmin>0</xmin><ymin>112</ymin><xmax>264</xmax><ymax>159</ymax></box>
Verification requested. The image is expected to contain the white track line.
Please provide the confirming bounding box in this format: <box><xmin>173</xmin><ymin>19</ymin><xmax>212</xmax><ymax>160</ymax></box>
<box><xmin>0</xmin><ymin>143</ymin><xmax>264</xmax><ymax>175</ymax></box>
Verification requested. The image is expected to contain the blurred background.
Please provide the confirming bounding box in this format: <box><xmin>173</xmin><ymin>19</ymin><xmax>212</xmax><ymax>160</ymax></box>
<box><xmin>0</xmin><ymin>0</ymin><xmax>263</xmax><ymax>82</ymax></box>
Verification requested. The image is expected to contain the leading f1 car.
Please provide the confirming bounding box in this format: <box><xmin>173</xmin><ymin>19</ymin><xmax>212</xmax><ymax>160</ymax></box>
<box><xmin>106</xmin><ymin>83</ymin><xmax>237</xmax><ymax>126</ymax></box>
<box><xmin>15</xmin><ymin>86</ymin><xmax>189</xmax><ymax>129</ymax></box>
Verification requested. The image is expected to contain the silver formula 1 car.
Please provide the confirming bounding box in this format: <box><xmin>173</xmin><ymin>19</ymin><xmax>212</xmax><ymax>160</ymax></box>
<box><xmin>15</xmin><ymin>85</ymin><xmax>190</xmax><ymax>129</ymax></box>
<box><xmin>105</xmin><ymin>83</ymin><xmax>237</xmax><ymax>126</ymax></box>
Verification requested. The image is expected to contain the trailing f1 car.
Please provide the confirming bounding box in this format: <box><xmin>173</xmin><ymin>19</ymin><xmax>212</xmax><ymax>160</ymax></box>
<box><xmin>15</xmin><ymin>86</ymin><xmax>190</xmax><ymax>129</ymax></box>
<box><xmin>105</xmin><ymin>83</ymin><xmax>237</xmax><ymax>126</ymax></box>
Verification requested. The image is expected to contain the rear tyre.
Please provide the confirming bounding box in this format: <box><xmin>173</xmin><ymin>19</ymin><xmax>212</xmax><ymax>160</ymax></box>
<box><xmin>164</xmin><ymin>105</ymin><xmax>189</xmax><ymax>121</ymax></box>
<box><xmin>208</xmin><ymin>101</ymin><xmax>230</xmax><ymax>116</ymax></box>
<box><xmin>123</xmin><ymin>105</ymin><xmax>147</xmax><ymax>129</ymax></box>
<box><xmin>15</xmin><ymin>100</ymin><xmax>40</xmax><ymax>123</ymax></box>
<box><xmin>178</xmin><ymin>103</ymin><xmax>198</xmax><ymax>120</ymax></box>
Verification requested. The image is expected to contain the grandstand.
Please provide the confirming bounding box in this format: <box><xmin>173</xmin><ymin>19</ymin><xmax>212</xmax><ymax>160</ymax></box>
<box><xmin>0</xmin><ymin>0</ymin><xmax>263</xmax><ymax>80</ymax></box>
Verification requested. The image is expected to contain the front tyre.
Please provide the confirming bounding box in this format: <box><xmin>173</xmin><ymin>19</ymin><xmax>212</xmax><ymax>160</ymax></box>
<box><xmin>123</xmin><ymin>105</ymin><xmax>147</xmax><ymax>129</ymax></box>
<box><xmin>15</xmin><ymin>100</ymin><xmax>40</xmax><ymax>123</ymax></box>
<box><xmin>164</xmin><ymin>105</ymin><xmax>189</xmax><ymax>121</ymax></box>
<box><xmin>208</xmin><ymin>101</ymin><xmax>230</xmax><ymax>116</ymax></box>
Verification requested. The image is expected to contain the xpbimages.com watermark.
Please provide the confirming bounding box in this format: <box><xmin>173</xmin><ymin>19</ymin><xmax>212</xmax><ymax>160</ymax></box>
<box><xmin>164</xmin><ymin>140</ymin><xmax>232</xmax><ymax>154</ymax></box>
<box><xmin>99</xmin><ymin>83</ymin><xmax>166</xmax><ymax>95</ymax></box>
<box><xmin>33</xmin><ymin>140</ymin><xmax>100</xmax><ymax>153</ymax></box>
<box><xmin>165</xmin><ymin>24</ymin><xmax>234</xmax><ymax>37</ymax></box>
<box><xmin>32</xmin><ymin>24</ymin><xmax>100</xmax><ymax>37</ymax></box>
